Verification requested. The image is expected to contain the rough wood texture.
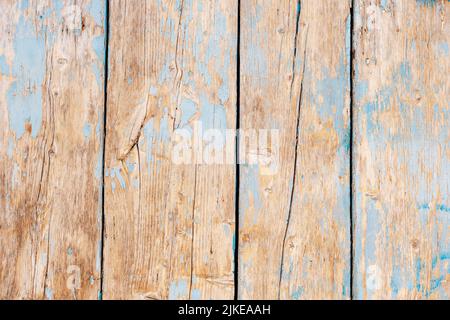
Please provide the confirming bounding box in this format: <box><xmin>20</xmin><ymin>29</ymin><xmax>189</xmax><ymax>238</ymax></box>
<box><xmin>239</xmin><ymin>0</ymin><xmax>351</xmax><ymax>299</ymax></box>
<box><xmin>2</xmin><ymin>0</ymin><xmax>449</xmax><ymax>301</ymax></box>
<box><xmin>353</xmin><ymin>0</ymin><xmax>450</xmax><ymax>299</ymax></box>
<box><xmin>0</xmin><ymin>0</ymin><xmax>106</xmax><ymax>299</ymax></box>
<box><xmin>103</xmin><ymin>0</ymin><xmax>237</xmax><ymax>299</ymax></box>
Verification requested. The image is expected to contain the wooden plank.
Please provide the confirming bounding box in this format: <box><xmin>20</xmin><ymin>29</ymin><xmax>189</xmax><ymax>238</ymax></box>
<box><xmin>0</xmin><ymin>0</ymin><xmax>106</xmax><ymax>299</ymax></box>
<box><xmin>353</xmin><ymin>0</ymin><xmax>450</xmax><ymax>299</ymax></box>
<box><xmin>103</xmin><ymin>0</ymin><xmax>237</xmax><ymax>299</ymax></box>
<box><xmin>239</xmin><ymin>0</ymin><xmax>351</xmax><ymax>299</ymax></box>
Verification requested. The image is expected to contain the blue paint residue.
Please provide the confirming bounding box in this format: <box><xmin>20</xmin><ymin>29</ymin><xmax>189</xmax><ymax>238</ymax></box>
<box><xmin>20</xmin><ymin>0</ymin><xmax>29</xmax><ymax>10</ymax></box>
<box><xmin>7</xmin><ymin>137</ymin><xmax>14</xmax><ymax>158</ymax></box>
<box><xmin>179</xmin><ymin>98</ymin><xmax>197</xmax><ymax>130</ymax></box>
<box><xmin>110</xmin><ymin>167</ymin><xmax>126</xmax><ymax>189</ymax></box>
<box><xmin>291</xmin><ymin>286</ymin><xmax>304</xmax><ymax>300</ymax></box>
<box><xmin>83</xmin><ymin>123</ymin><xmax>92</xmax><ymax>138</ymax></box>
<box><xmin>0</xmin><ymin>55</ymin><xmax>9</xmax><ymax>74</ymax></box>
<box><xmin>199</xmin><ymin>93</ymin><xmax>227</xmax><ymax>135</ymax></box>
<box><xmin>168</xmin><ymin>279</ymin><xmax>188</xmax><ymax>300</ymax></box>
<box><xmin>149</xmin><ymin>85</ymin><xmax>158</xmax><ymax>96</ymax></box>
<box><xmin>89</xmin><ymin>0</ymin><xmax>106</xmax><ymax>27</ymax></box>
<box><xmin>158</xmin><ymin>60</ymin><xmax>172</xmax><ymax>84</ymax></box>
<box><xmin>91</xmin><ymin>62</ymin><xmax>103</xmax><ymax>88</ymax></box>
<box><xmin>240</xmin><ymin>165</ymin><xmax>262</xmax><ymax>224</ymax></box>
<box><xmin>417</xmin><ymin>203</ymin><xmax>450</xmax><ymax>213</ymax></box>
<box><xmin>92</xmin><ymin>35</ymin><xmax>105</xmax><ymax>61</ymax></box>
<box><xmin>415</xmin><ymin>256</ymin><xmax>448</xmax><ymax>297</ymax></box>
<box><xmin>416</xmin><ymin>0</ymin><xmax>437</xmax><ymax>6</ymax></box>
<box><xmin>143</xmin><ymin>119</ymin><xmax>155</xmax><ymax>165</ymax></box>
<box><xmin>436</xmin><ymin>204</ymin><xmax>450</xmax><ymax>213</ymax></box>
<box><xmin>399</xmin><ymin>61</ymin><xmax>412</xmax><ymax>90</ymax></box>
<box><xmin>7</xmin><ymin>15</ymin><xmax>47</xmax><ymax>139</ymax></box>
<box><xmin>191</xmin><ymin>289</ymin><xmax>201</xmax><ymax>300</ymax></box>
<box><xmin>437</xmin><ymin>42</ymin><xmax>449</xmax><ymax>56</ymax></box>
<box><xmin>45</xmin><ymin>287</ymin><xmax>53</xmax><ymax>300</ymax></box>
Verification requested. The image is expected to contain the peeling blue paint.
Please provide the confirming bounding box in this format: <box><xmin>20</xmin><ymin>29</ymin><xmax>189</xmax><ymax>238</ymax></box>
<box><xmin>436</xmin><ymin>204</ymin><xmax>450</xmax><ymax>213</ymax></box>
<box><xmin>416</xmin><ymin>0</ymin><xmax>437</xmax><ymax>6</ymax></box>
<box><xmin>399</xmin><ymin>61</ymin><xmax>412</xmax><ymax>90</ymax></box>
<box><xmin>149</xmin><ymin>85</ymin><xmax>158</xmax><ymax>96</ymax></box>
<box><xmin>7</xmin><ymin>137</ymin><xmax>14</xmax><ymax>158</ymax></box>
<box><xmin>92</xmin><ymin>36</ymin><xmax>105</xmax><ymax>62</ymax></box>
<box><xmin>159</xmin><ymin>108</ymin><xmax>171</xmax><ymax>143</ymax></box>
<box><xmin>110</xmin><ymin>167</ymin><xmax>126</xmax><ymax>189</ymax></box>
<box><xmin>7</xmin><ymin>15</ymin><xmax>47</xmax><ymax>139</ymax></box>
<box><xmin>168</xmin><ymin>279</ymin><xmax>188</xmax><ymax>300</ymax></box>
<box><xmin>232</xmin><ymin>233</ymin><xmax>236</xmax><ymax>254</ymax></box>
<box><xmin>199</xmin><ymin>93</ymin><xmax>227</xmax><ymax>135</ymax></box>
<box><xmin>437</xmin><ymin>42</ymin><xmax>449</xmax><ymax>56</ymax></box>
<box><xmin>243</xmin><ymin>43</ymin><xmax>268</xmax><ymax>77</ymax></box>
<box><xmin>143</xmin><ymin>119</ymin><xmax>155</xmax><ymax>164</ymax></box>
<box><xmin>291</xmin><ymin>286</ymin><xmax>304</xmax><ymax>300</ymax></box>
<box><xmin>95</xmin><ymin>148</ymin><xmax>103</xmax><ymax>180</ymax></box>
<box><xmin>191</xmin><ymin>289</ymin><xmax>201</xmax><ymax>300</ymax></box>
<box><xmin>418</xmin><ymin>203</ymin><xmax>450</xmax><ymax>213</ymax></box>
<box><xmin>89</xmin><ymin>0</ymin><xmax>106</xmax><ymax>27</ymax></box>
<box><xmin>45</xmin><ymin>287</ymin><xmax>53</xmax><ymax>300</ymax></box>
<box><xmin>0</xmin><ymin>55</ymin><xmax>9</xmax><ymax>74</ymax></box>
<box><xmin>96</xmin><ymin>238</ymin><xmax>102</xmax><ymax>272</ymax></box>
<box><xmin>179</xmin><ymin>98</ymin><xmax>197</xmax><ymax>129</ymax></box>
<box><xmin>83</xmin><ymin>123</ymin><xmax>92</xmax><ymax>138</ymax></box>
<box><xmin>197</xmin><ymin>61</ymin><xmax>211</xmax><ymax>85</ymax></box>
<box><xmin>91</xmin><ymin>62</ymin><xmax>102</xmax><ymax>88</ymax></box>
<box><xmin>240</xmin><ymin>165</ymin><xmax>262</xmax><ymax>224</ymax></box>
<box><xmin>158</xmin><ymin>60</ymin><xmax>172</xmax><ymax>84</ymax></box>
<box><xmin>126</xmin><ymin>160</ymin><xmax>136</xmax><ymax>173</ymax></box>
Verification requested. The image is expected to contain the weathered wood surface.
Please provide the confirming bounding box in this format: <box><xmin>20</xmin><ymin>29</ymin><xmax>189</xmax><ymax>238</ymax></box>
<box><xmin>239</xmin><ymin>0</ymin><xmax>351</xmax><ymax>299</ymax></box>
<box><xmin>0</xmin><ymin>0</ymin><xmax>106</xmax><ymax>299</ymax></box>
<box><xmin>353</xmin><ymin>0</ymin><xmax>450</xmax><ymax>299</ymax></box>
<box><xmin>1</xmin><ymin>0</ymin><xmax>449</xmax><ymax>301</ymax></box>
<box><xmin>103</xmin><ymin>0</ymin><xmax>237</xmax><ymax>299</ymax></box>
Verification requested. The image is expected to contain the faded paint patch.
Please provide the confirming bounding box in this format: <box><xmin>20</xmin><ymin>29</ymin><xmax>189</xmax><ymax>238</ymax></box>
<box><xmin>168</xmin><ymin>279</ymin><xmax>189</xmax><ymax>300</ymax></box>
<box><xmin>83</xmin><ymin>122</ymin><xmax>92</xmax><ymax>138</ymax></box>
<box><xmin>7</xmin><ymin>15</ymin><xmax>47</xmax><ymax>139</ymax></box>
<box><xmin>416</xmin><ymin>0</ymin><xmax>437</xmax><ymax>6</ymax></box>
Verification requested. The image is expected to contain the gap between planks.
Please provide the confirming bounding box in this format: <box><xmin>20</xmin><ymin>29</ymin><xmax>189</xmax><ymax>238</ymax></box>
<box><xmin>97</xmin><ymin>0</ymin><xmax>356</xmax><ymax>301</ymax></box>
<box><xmin>99</xmin><ymin>0</ymin><xmax>110</xmax><ymax>300</ymax></box>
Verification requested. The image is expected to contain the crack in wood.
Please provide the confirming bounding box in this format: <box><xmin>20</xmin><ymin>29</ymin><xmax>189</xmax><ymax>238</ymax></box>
<box><xmin>278</xmin><ymin>21</ymin><xmax>309</xmax><ymax>300</ymax></box>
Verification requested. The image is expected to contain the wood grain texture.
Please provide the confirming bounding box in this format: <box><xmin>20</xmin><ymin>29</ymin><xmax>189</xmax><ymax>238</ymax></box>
<box><xmin>239</xmin><ymin>0</ymin><xmax>351</xmax><ymax>299</ymax></box>
<box><xmin>353</xmin><ymin>0</ymin><xmax>450</xmax><ymax>299</ymax></box>
<box><xmin>1</xmin><ymin>0</ymin><xmax>448</xmax><ymax>301</ymax></box>
<box><xmin>0</xmin><ymin>0</ymin><xmax>106</xmax><ymax>299</ymax></box>
<box><xmin>103</xmin><ymin>0</ymin><xmax>237</xmax><ymax>299</ymax></box>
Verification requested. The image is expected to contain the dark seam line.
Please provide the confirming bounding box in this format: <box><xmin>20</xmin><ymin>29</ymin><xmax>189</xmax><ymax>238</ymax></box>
<box><xmin>234</xmin><ymin>0</ymin><xmax>241</xmax><ymax>301</ymax></box>
<box><xmin>99</xmin><ymin>0</ymin><xmax>110</xmax><ymax>300</ymax></box>
<box><xmin>350</xmin><ymin>0</ymin><xmax>355</xmax><ymax>301</ymax></box>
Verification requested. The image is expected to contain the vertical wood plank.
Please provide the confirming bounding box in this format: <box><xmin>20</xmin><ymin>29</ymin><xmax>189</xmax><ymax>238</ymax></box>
<box><xmin>104</xmin><ymin>0</ymin><xmax>237</xmax><ymax>299</ymax></box>
<box><xmin>0</xmin><ymin>0</ymin><xmax>106</xmax><ymax>299</ymax></box>
<box><xmin>239</xmin><ymin>0</ymin><xmax>351</xmax><ymax>299</ymax></box>
<box><xmin>354</xmin><ymin>0</ymin><xmax>450</xmax><ymax>299</ymax></box>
